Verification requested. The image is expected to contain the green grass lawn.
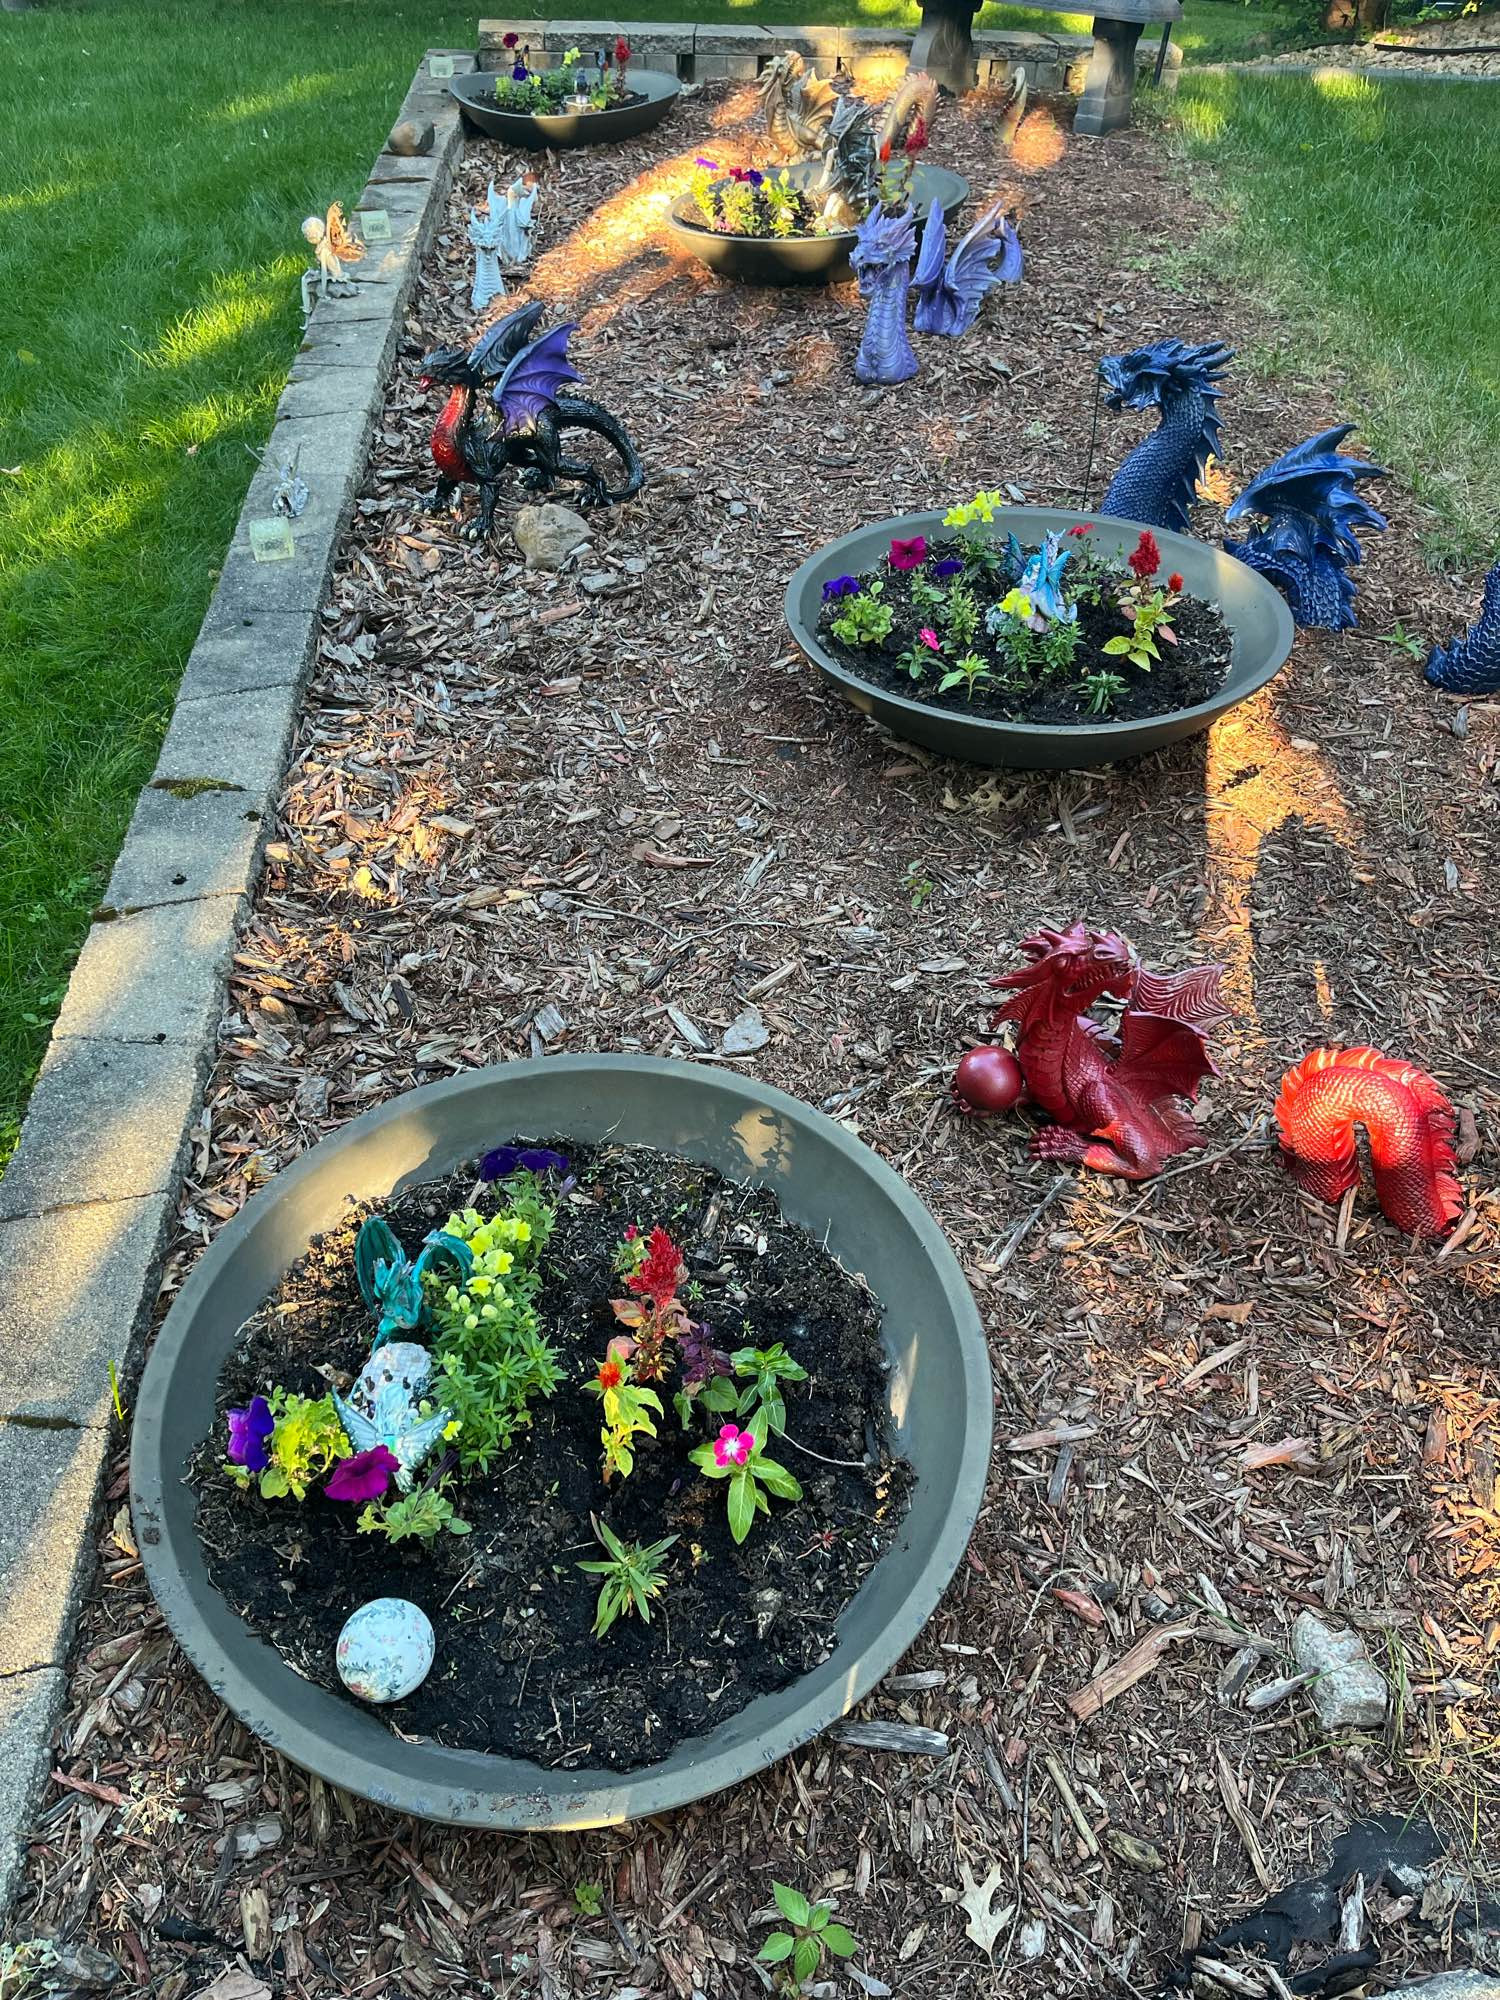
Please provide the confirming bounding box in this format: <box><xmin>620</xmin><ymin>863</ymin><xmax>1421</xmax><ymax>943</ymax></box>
<box><xmin>0</xmin><ymin>0</ymin><xmax>1471</xmax><ymax>1171</ymax></box>
<box><xmin>1171</xmin><ymin>69</ymin><xmax>1500</xmax><ymax>563</ymax></box>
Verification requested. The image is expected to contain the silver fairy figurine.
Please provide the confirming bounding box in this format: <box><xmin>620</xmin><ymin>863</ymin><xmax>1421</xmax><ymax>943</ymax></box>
<box><xmin>468</xmin><ymin>181</ymin><xmax>507</xmax><ymax>310</ymax></box>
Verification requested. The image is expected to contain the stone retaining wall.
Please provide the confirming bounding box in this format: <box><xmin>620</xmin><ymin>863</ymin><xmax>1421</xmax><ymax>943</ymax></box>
<box><xmin>478</xmin><ymin>16</ymin><xmax>1183</xmax><ymax>94</ymax></box>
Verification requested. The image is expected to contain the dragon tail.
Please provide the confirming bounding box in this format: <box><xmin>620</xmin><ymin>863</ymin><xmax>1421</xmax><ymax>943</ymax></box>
<box><xmin>1273</xmin><ymin>1046</ymin><xmax>1463</xmax><ymax>1238</ymax></box>
<box><xmin>555</xmin><ymin>394</ymin><xmax>646</xmax><ymax>502</ymax></box>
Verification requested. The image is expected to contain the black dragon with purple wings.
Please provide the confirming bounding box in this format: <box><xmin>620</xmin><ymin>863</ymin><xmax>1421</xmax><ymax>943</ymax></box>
<box><xmin>420</xmin><ymin>302</ymin><xmax>644</xmax><ymax>540</ymax></box>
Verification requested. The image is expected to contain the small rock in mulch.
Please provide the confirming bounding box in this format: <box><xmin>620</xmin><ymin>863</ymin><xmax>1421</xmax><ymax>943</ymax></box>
<box><xmin>1291</xmin><ymin>1609</ymin><xmax>1390</xmax><ymax>1730</ymax></box>
<box><xmin>513</xmin><ymin>501</ymin><xmax>590</xmax><ymax>570</ymax></box>
<box><xmin>721</xmin><ymin>1005</ymin><xmax>770</xmax><ymax>1055</ymax></box>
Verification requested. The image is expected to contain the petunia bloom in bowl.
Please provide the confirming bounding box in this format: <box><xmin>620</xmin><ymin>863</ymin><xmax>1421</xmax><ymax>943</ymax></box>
<box><xmin>930</xmin><ymin>556</ymin><xmax>963</xmax><ymax>580</ymax></box>
<box><xmin>227</xmin><ymin>1394</ymin><xmax>275</xmax><ymax>1472</ymax></box>
<box><xmin>821</xmin><ymin>575</ymin><xmax>861</xmax><ymax>602</ymax></box>
<box><xmin>481</xmin><ymin>1144</ymin><xmax>570</xmax><ymax>1180</ymax></box>
<box><xmin>325</xmin><ymin>1445</ymin><xmax>401</xmax><ymax>1504</ymax></box>
<box><xmin>889</xmin><ymin>536</ymin><xmax>928</xmax><ymax>571</ymax></box>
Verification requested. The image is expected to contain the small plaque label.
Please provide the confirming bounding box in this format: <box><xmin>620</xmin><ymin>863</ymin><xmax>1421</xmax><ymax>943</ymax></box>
<box><xmin>428</xmin><ymin>53</ymin><xmax>455</xmax><ymax>77</ymax></box>
<box><xmin>249</xmin><ymin>517</ymin><xmax>296</xmax><ymax>564</ymax></box>
<box><xmin>358</xmin><ymin>207</ymin><xmax>392</xmax><ymax>242</ymax></box>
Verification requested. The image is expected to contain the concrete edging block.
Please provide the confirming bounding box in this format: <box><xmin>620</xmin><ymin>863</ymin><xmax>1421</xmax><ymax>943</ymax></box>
<box><xmin>0</xmin><ymin>1670</ymin><xmax>66</xmax><ymax>1917</ymax></box>
<box><xmin>0</xmin><ymin>1422</ymin><xmax>114</xmax><ymax>1678</ymax></box>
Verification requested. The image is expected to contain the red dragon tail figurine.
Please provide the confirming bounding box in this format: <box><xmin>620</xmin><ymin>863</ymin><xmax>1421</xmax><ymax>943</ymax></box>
<box><xmin>957</xmin><ymin>921</ymin><xmax>1232</xmax><ymax>1181</ymax></box>
<box><xmin>1274</xmin><ymin>1046</ymin><xmax>1463</xmax><ymax>1238</ymax></box>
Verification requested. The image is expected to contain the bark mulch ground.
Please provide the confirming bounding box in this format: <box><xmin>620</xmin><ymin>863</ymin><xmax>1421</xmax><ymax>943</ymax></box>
<box><xmin>13</xmin><ymin>78</ymin><xmax>1500</xmax><ymax>2000</ymax></box>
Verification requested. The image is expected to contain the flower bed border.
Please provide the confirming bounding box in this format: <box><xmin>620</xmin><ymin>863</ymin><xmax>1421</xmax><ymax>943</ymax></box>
<box><xmin>784</xmin><ymin>506</ymin><xmax>1296</xmax><ymax>770</ymax></box>
<box><xmin>0</xmin><ymin>48</ymin><xmax>475</xmax><ymax>1918</ymax></box>
<box><xmin>131</xmin><ymin>1056</ymin><xmax>991</xmax><ymax>1829</ymax></box>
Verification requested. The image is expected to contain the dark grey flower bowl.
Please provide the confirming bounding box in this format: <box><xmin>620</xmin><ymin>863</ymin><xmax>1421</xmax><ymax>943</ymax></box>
<box><xmin>450</xmin><ymin>67</ymin><xmax>680</xmax><ymax>149</ymax></box>
<box><xmin>130</xmin><ymin>1056</ymin><xmax>990</xmax><ymax>1830</ymax></box>
<box><xmin>785</xmin><ymin>507</ymin><xmax>1298</xmax><ymax>770</ymax></box>
<box><xmin>666</xmin><ymin>164</ymin><xmax>970</xmax><ymax>287</ymax></box>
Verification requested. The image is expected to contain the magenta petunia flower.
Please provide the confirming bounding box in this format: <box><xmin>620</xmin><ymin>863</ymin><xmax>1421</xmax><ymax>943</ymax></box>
<box><xmin>325</xmin><ymin>1445</ymin><xmax>401</xmax><ymax>1503</ymax></box>
<box><xmin>889</xmin><ymin>536</ymin><xmax>928</xmax><ymax>571</ymax></box>
<box><xmin>712</xmin><ymin>1424</ymin><xmax>755</xmax><ymax>1468</ymax></box>
<box><xmin>227</xmin><ymin>1394</ymin><xmax>274</xmax><ymax>1472</ymax></box>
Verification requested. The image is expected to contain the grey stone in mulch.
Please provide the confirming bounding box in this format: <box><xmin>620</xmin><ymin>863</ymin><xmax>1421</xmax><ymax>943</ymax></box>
<box><xmin>104</xmin><ymin>778</ymin><xmax>271</xmax><ymax>908</ymax></box>
<box><xmin>51</xmin><ymin>901</ymin><xmax>239</xmax><ymax>1046</ymax></box>
<box><xmin>0</xmin><ymin>1423</ymin><xmax>112</xmax><ymax>1677</ymax></box>
<box><xmin>151</xmin><ymin>681</ymin><xmax>305</xmax><ymax>803</ymax></box>
<box><xmin>0</xmin><ymin>1196</ymin><xmax>170</xmax><ymax>1426</ymax></box>
<box><xmin>0</xmin><ymin>1669</ymin><xmax>65</xmax><ymax>1915</ymax></box>
<box><xmin>0</xmin><ymin>1037</ymin><xmax>205</xmax><ymax>1224</ymax></box>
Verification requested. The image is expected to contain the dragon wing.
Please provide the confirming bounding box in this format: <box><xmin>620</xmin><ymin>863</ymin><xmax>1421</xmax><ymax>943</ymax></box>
<box><xmin>912</xmin><ymin>200</ymin><xmax>948</xmax><ymax>297</ymax></box>
<box><xmin>1128</xmin><ymin>961</ymin><xmax>1231</xmax><ymax>1036</ymax></box>
<box><xmin>949</xmin><ymin>201</ymin><xmax>1022</xmax><ymax>296</ymax></box>
<box><xmin>332</xmin><ymin>1391</ymin><xmax>381</xmax><ymax>1457</ymax></box>
<box><xmin>326</xmin><ymin>202</ymin><xmax>366</xmax><ymax>265</ymax></box>
<box><xmin>467</xmin><ymin>300</ymin><xmax>547</xmax><ymax>379</ymax></box>
<box><xmin>491</xmin><ymin>322</ymin><xmax>583</xmax><ymax>430</ymax></box>
<box><xmin>355</xmin><ymin>1218</ymin><xmax>406</xmax><ymax>1319</ymax></box>
<box><xmin>1225</xmin><ymin>425</ymin><xmax>1387</xmax><ymax>562</ymax></box>
<box><xmin>1110</xmin><ymin>1011</ymin><xmax>1220</xmax><ymax>1103</ymax></box>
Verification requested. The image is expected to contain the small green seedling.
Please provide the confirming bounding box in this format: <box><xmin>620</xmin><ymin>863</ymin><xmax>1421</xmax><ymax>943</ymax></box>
<box><xmin>573</xmin><ymin>1881</ymin><xmax>605</xmax><ymax>1917</ymax></box>
<box><xmin>1373</xmin><ymin>620</ymin><xmax>1425</xmax><ymax>661</ymax></box>
<box><xmin>757</xmin><ymin>1882</ymin><xmax>859</xmax><ymax>1990</ymax></box>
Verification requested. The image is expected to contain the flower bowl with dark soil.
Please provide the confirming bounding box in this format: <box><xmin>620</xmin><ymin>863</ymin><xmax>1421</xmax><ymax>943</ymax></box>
<box><xmin>450</xmin><ymin>64</ymin><xmax>680</xmax><ymax>150</ymax></box>
<box><xmin>131</xmin><ymin>1056</ymin><xmax>989</xmax><ymax>1829</ymax></box>
<box><xmin>666</xmin><ymin>163</ymin><xmax>971</xmax><ymax>287</ymax></box>
<box><xmin>785</xmin><ymin>501</ymin><xmax>1297</xmax><ymax>769</ymax></box>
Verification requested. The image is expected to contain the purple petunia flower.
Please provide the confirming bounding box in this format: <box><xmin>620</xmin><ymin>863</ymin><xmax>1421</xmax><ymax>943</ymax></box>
<box><xmin>726</xmin><ymin>165</ymin><xmax>764</xmax><ymax>186</ymax></box>
<box><xmin>325</xmin><ymin>1445</ymin><xmax>401</xmax><ymax>1503</ymax></box>
<box><xmin>227</xmin><ymin>1394</ymin><xmax>274</xmax><ymax>1472</ymax></box>
<box><xmin>695</xmin><ymin>156</ymin><xmax>719</xmax><ymax>169</ymax></box>
<box><xmin>511</xmin><ymin>61</ymin><xmax>529</xmax><ymax>80</ymax></box>
<box><xmin>480</xmin><ymin>1144</ymin><xmax>570</xmax><ymax>1180</ymax></box>
<box><xmin>930</xmin><ymin>557</ymin><xmax>963</xmax><ymax>579</ymax></box>
<box><xmin>821</xmin><ymin>574</ymin><xmax>861</xmax><ymax>602</ymax></box>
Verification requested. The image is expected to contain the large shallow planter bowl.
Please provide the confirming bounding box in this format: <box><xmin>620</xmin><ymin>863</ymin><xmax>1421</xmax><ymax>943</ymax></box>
<box><xmin>667</xmin><ymin>164</ymin><xmax>971</xmax><ymax>286</ymax></box>
<box><xmin>450</xmin><ymin>67</ymin><xmax>680</xmax><ymax>148</ymax></box>
<box><xmin>785</xmin><ymin>507</ymin><xmax>1297</xmax><ymax>769</ymax></box>
<box><xmin>132</xmin><ymin>1056</ymin><xmax>990</xmax><ymax>1830</ymax></box>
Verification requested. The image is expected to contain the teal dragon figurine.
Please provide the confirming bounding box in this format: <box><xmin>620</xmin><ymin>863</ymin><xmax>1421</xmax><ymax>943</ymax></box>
<box><xmin>1223</xmin><ymin>425</ymin><xmax>1387</xmax><ymax>631</ymax></box>
<box><xmin>1099</xmin><ymin>337</ymin><xmax>1234</xmax><ymax>536</ymax></box>
<box><xmin>354</xmin><ymin>1216</ymin><xmax>472</xmax><ymax>1342</ymax></box>
<box><xmin>1425</xmin><ymin>561</ymin><xmax>1500</xmax><ymax>695</ymax></box>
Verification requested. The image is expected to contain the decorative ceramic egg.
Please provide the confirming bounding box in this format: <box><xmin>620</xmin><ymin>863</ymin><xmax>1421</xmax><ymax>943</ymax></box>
<box><xmin>335</xmin><ymin>1598</ymin><xmax>434</xmax><ymax>1703</ymax></box>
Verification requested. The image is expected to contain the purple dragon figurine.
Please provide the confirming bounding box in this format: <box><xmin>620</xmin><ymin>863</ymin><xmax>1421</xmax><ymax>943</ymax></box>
<box><xmin>1099</xmin><ymin>337</ymin><xmax>1234</xmax><ymax>535</ymax></box>
<box><xmin>1223</xmin><ymin>425</ymin><xmax>1387</xmax><ymax>631</ymax></box>
<box><xmin>911</xmin><ymin>199</ymin><xmax>1022</xmax><ymax>337</ymax></box>
<box><xmin>1425</xmin><ymin>562</ymin><xmax>1500</xmax><ymax>695</ymax></box>
<box><xmin>420</xmin><ymin>301</ymin><xmax>644</xmax><ymax>540</ymax></box>
<box><xmin>851</xmin><ymin>204</ymin><xmax>919</xmax><ymax>386</ymax></box>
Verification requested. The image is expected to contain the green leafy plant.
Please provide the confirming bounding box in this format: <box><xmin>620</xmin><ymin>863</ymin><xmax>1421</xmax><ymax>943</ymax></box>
<box><xmin>942</xmin><ymin>579</ymin><xmax>981</xmax><ymax>652</ymax></box>
<box><xmin>577</xmin><ymin>1516</ymin><xmax>677</xmax><ymax>1636</ymax></box>
<box><xmin>830</xmin><ymin>581</ymin><xmax>894</xmax><ymax>647</ymax></box>
<box><xmin>431</xmin><ymin>1193</ymin><xmax>562</xmax><ymax>1472</ymax></box>
<box><xmin>757</xmin><ymin>1882</ymin><xmax>859</xmax><ymax>1991</ymax></box>
<box><xmin>226</xmin><ymin>1390</ymin><xmax>349</xmax><ymax>1501</ymax></box>
<box><xmin>357</xmin><ymin>1485</ymin><xmax>471</xmax><ymax>1542</ymax></box>
<box><xmin>908</xmin><ymin>574</ymin><xmax>949</xmax><ymax>620</ymax></box>
<box><xmin>939</xmin><ymin>651</ymin><xmax>993</xmax><ymax>699</ymax></box>
<box><xmin>1083</xmin><ymin>668</ymin><xmax>1129</xmax><ymax>714</ymax></box>
<box><xmin>573</xmin><ymin>1882</ymin><xmax>605</xmax><ymax>1917</ymax></box>
<box><xmin>1373</xmin><ymin>620</ymin><xmax>1425</xmax><ymax>661</ymax></box>
<box><xmin>587</xmin><ymin>1351</ymin><xmax>665</xmax><ymax>1481</ymax></box>
<box><xmin>731</xmin><ymin>1342</ymin><xmax>808</xmax><ymax>1437</ymax></box>
<box><xmin>689</xmin><ymin>1409</ymin><xmax>802</xmax><ymax>1543</ymax></box>
<box><xmin>1102</xmin><ymin>586</ymin><xmax>1175</xmax><ymax>672</ymax></box>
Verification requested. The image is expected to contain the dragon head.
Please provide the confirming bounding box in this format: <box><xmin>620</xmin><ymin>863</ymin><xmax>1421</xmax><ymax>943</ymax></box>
<box><xmin>989</xmin><ymin>922</ymin><xmax>1138</xmax><ymax>1030</ymax></box>
<box><xmin>850</xmin><ymin>202</ymin><xmax>917</xmax><ymax>292</ymax></box>
<box><xmin>418</xmin><ymin>343</ymin><xmax>472</xmax><ymax>388</ymax></box>
<box><xmin>1099</xmin><ymin>337</ymin><xmax>1234</xmax><ymax>414</ymax></box>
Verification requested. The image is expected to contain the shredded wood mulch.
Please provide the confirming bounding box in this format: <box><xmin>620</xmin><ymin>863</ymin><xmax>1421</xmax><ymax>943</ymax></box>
<box><xmin>14</xmin><ymin>77</ymin><xmax>1500</xmax><ymax>2000</ymax></box>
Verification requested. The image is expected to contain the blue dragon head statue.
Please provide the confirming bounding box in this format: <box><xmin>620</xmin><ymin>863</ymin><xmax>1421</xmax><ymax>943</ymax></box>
<box><xmin>1224</xmin><ymin>424</ymin><xmax>1387</xmax><ymax>631</ymax></box>
<box><xmin>1099</xmin><ymin>337</ymin><xmax>1234</xmax><ymax>414</ymax></box>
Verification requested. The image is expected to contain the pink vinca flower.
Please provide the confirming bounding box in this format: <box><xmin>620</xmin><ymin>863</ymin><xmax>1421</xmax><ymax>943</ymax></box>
<box><xmin>712</xmin><ymin>1424</ymin><xmax>755</xmax><ymax>1468</ymax></box>
<box><xmin>919</xmin><ymin>627</ymin><xmax>940</xmax><ymax>651</ymax></box>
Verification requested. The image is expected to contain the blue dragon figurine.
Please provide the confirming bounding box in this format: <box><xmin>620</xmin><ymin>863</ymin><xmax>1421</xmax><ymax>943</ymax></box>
<box><xmin>1425</xmin><ymin>562</ymin><xmax>1500</xmax><ymax>695</ymax></box>
<box><xmin>1223</xmin><ymin>425</ymin><xmax>1388</xmax><ymax>631</ymax></box>
<box><xmin>851</xmin><ymin>204</ymin><xmax>919</xmax><ymax>386</ymax></box>
<box><xmin>1099</xmin><ymin>337</ymin><xmax>1234</xmax><ymax>535</ymax></box>
<box><xmin>354</xmin><ymin>1216</ymin><xmax>472</xmax><ymax>1342</ymax></box>
<box><xmin>333</xmin><ymin>1342</ymin><xmax>454</xmax><ymax>1490</ymax></box>
<box><xmin>911</xmin><ymin>200</ymin><xmax>1023</xmax><ymax>338</ymax></box>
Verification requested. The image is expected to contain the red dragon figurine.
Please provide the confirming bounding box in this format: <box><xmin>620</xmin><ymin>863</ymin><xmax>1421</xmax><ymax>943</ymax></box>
<box><xmin>1274</xmin><ymin>1046</ymin><xmax>1463</xmax><ymax>1238</ymax></box>
<box><xmin>962</xmin><ymin>922</ymin><xmax>1230</xmax><ymax>1179</ymax></box>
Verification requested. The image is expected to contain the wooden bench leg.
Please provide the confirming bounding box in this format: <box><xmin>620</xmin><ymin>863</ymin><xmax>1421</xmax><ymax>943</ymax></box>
<box><xmin>1074</xmin><ymin>15</ymin><xmax>1143</xmax><ymax>135</ymax></box>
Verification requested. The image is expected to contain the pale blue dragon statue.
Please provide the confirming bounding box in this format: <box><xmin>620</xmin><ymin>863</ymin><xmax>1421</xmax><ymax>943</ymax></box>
<box><xmin>1425</xmin><ymin>561</ymin><xmax>1500</xmax><ymax>695</ymax></box>
<box><xmin>1099</xmin><ymin>337</ymin><xmax>1234</xmax><ymax>536</ymax></box>
<box><xmin>1223</xmin><ymin>424</ymin><xmax>1388</xmax><ymax>631</ymax></box>
<box><xmin>468</xmin><ymin>181</ymin><xmax>507</xmax><ymax>311</ymax></box>
<box><xmin>344</xmin><ymin>1217</ymin><xmax>473</xmax><ymax>1485</ymax></box>
<box><xmin>911</xmin><ymin>199</ymin><xmax>1023</xmax><ymax>338</ymax></box>
<box><xmin>851</xmin><ymin>204</ymin><xmax>919</xmax><ymax>386</ymax></box>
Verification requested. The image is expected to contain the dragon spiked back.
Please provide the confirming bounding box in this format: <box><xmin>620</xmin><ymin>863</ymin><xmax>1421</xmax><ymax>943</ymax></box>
<box><xmin>1275</xmin><ymin>1046</ymin><xmax>1462</xmax><ymax>1238</ymax></box>
<box><xmin>1098</xmin><ymin>337</ymin><xmax>1234</xmax><ymax>535</ymax></box>
<box><xmin>1425</xmin><ymin>560</ymin><xmax>1500</xmax><ymax>696</ymax></box>
<box><xmin>1224</xmin><ymin>424</ymin><xmax>1387</xmax><ymax>631</ymax></box>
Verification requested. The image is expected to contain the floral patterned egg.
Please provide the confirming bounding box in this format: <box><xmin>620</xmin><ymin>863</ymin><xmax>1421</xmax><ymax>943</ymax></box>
<box><xmin>335</xmin><ymin>1598</ymin><xmax>434</xmax><ymax>1703</ymax></box>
